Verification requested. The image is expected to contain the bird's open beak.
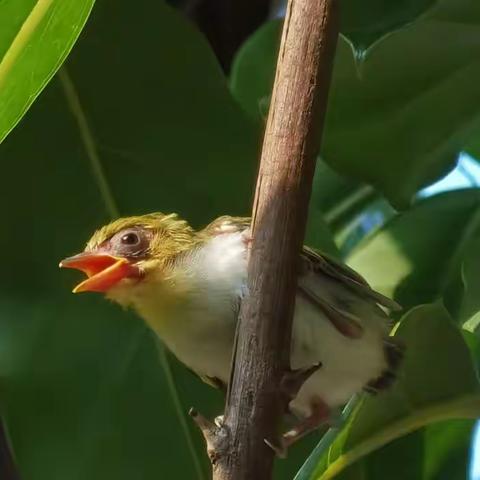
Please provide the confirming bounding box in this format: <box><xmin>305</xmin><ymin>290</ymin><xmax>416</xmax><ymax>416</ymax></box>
<box><xmin>59</xmin><ymin>252</ymin><xmax>141</xmax><ymax>293</ymax></box>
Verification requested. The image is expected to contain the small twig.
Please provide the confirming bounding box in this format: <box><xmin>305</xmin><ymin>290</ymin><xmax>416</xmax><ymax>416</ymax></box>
<box><xmin>189</xmin><ymin>409</ymin><xmax>227</xmax><ymax>466</ymax></box>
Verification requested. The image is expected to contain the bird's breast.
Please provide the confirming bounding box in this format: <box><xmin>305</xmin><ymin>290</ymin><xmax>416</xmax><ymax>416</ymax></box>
<box><xmin>135</xmin><ymin>232</ymin><xmax>249</xmax><ymax>379</ymax></box>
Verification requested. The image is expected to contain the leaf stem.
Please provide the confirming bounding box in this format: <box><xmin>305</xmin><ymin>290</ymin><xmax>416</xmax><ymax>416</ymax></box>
<box><xmin>317</xmin><ymin>394</ymin><xmax>480</xmax><ymax>480</ymax></box>
<box><xmin>157</xmin><ymin>344</ymin><xmax>206</xmax><ymax>480</ymax></box>
<box><xmin>58</xmin><ymin>67</ymin><xmax>118</xmax><ymax>218</ymax></box>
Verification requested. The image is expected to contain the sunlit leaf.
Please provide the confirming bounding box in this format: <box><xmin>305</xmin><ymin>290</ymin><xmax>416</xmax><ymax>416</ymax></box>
<box><xmin>347</xmin><ymin>189</ymin><xmax>480</xmax><ymax>312</ymax></box>
<box><xmin>0</xmin><ymin>0</ymin><xmax>95</xmax><ymax>144</ymax></box>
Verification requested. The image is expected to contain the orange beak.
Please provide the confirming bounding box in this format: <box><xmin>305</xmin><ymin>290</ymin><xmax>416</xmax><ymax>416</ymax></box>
<box><xmin>59</xmin><ymin>252</ymin><xmax>141</xmax><ymax>293</ymax></box>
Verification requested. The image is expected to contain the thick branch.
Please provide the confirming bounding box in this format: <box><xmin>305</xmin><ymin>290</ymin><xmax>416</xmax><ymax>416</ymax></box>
<box><xmin>208</xmin><ymin>1</ymin><xmax>339</xmax><ymax>478</ymax></box>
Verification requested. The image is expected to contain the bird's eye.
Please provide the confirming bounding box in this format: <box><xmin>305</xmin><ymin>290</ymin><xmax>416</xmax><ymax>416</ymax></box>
<box><xmin>121</xmin><ymin>232</ymin><xmax>140</xmax><ymax>246</ymax></box>
<box><xmin>112</xmin><ymin>228</ymin><xmax>150</xmax><ymax>257</ymax></box>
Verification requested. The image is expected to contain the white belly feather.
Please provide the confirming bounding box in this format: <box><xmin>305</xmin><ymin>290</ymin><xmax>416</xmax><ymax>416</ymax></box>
<box><xmin>136</xmin><ymin>231</ymin><xmax>388</xmax><ymax>417</ymax></box>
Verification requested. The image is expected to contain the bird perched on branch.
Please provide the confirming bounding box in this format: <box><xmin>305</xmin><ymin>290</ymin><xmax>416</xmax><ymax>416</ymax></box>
<box><xmin>60</xmin><ymin>213</ymin><xmax>403</xmax><ymax>449</ymax></box>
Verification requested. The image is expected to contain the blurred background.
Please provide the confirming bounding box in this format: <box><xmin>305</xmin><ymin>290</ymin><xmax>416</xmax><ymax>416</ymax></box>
<box><xmin>1</xmin><ymin>0</ymin><xmax>480</xmax><ymax>479</ymax></box>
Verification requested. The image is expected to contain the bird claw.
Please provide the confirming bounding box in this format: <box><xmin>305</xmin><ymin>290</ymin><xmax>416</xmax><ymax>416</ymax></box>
<box><xmin>264</xmin><ymin>436</ymin><xmax>288</xmax><ymax>459</ymax></box>
<box><xmin>267</xmin><ymin>397</ymin><xmax>335</xmax><ymax>457</ymax></box>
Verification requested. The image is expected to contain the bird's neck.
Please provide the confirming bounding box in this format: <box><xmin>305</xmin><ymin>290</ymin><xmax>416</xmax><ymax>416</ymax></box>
<box><xmin>132</xmin><ymin>232</ymin><xmax>248</xmax><ymax>337</ymax></box>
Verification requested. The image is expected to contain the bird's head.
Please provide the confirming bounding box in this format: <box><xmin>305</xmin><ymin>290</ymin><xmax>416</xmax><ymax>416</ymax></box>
<box><xmin>60</xmin><ymin>213</ymin><xmax>196</xmax><ymax>301</ymax></box>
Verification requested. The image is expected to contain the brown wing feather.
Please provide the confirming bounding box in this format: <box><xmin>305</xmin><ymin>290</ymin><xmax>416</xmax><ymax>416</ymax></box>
<box><xmin>201</xmin><ymin>216</ymin><xmax>400</xmax><ymax>340</ymax></box>
<box><xmin>297</xmin><ymin>286</ymin><xmax>365</xmax><ymax>338</ymax></box>
<box><xmin>301</xmin><ymin>247</ymin><xmax>401</xmax><ymax>311</ymax></box>
<box><xmin>201</xmin><ymin>216</ymin><xmax>250</xmax><ymax>236</ymax></box>
<box><xmin>298</xmin><ymin>247</ymin><xmax>401</xmax><ymax>339</ymax></box>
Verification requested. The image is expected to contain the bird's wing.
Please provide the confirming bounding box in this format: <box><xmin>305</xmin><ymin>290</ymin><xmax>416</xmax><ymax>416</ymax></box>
<box><xmin>301</xmin><ymin>247</ymin><xmax>401</xmax><ymax>310</ymax></box>
<box><xmin>201</xmin><ymin>216</ymin><xmax>400</xmax><ymax>340</ymax></box>
<box><xmin>200</xmin><ymin>216</ymin><xmax>251</xmax><ymax>236</ymax></box>
<box><xmin>298</xmin><ymin>247</ymin><xmax>401</xmax><ymax>339</ymax></box>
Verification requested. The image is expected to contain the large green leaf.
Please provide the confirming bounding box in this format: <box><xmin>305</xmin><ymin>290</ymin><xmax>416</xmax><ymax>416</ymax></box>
<box><xmin>295</xmin><ymin>304</ymin><xmax>480</xmax><ymax>479</ymax></box>
<box><xmin>309</xmin><ymin>162</ymin><xmax>395</xmax><ymax>256</ymax></box>
<box><xmin>298</xmin><ymin>421</ymin><xmax>474</xmax><ymax>480</ymax></box>
<box><xmin>347</xmin><ymin>189</ymin><xmax>480</xmax><ymax>314</ymax></box>
<box><xmin>341</xmin><ymin>0</ymin><xmax>438</xmax><ymax>50</ymax></box>
<box><xmin>230</xmin><ymin>0</ymin><xmax>480</xmax><ymax>208</ymax></box>
<box><xmin>0</xmin><ymin>0</ymin><xmax>95</xmax><ymax>144</ymax></box>
<box><xmin>312</xmin><ymin>162</ymin><xmax>372</xmax><ymax>225</ymax></box>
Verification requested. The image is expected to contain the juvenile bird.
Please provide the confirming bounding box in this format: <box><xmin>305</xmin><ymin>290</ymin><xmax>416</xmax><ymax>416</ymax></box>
<box><xmin>60</xmin><ymin>213</ymin><xmax>403</xmax><ymax>448</ymax></box>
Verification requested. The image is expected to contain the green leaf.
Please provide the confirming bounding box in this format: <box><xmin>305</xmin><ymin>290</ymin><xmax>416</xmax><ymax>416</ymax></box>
<box><xmin>0</xmin><ymin>0</ymin><xmax>95</xmax><ymax>144</ymax></box>
<box><xmin>295</xmin><ymin>304</ymin><xmax>480</xmax><ymax>480</ymax></box>
<box><xmin>333</xmin><ymin>196</ymin><xmax>395</xmax><ymax>257</ymax></box>
<box><xmin>230</xmin><ymin>19</ymin><xmax>280</xmax><ymax>121</ymax></box>
<box><xmin>305</xmin><ymin>211</ymin><xmax>340</xmax><ymax>259</ymax></box>
<box><xmin>296</xmin><ymin>421</ymin><xmax>475</xmax><ymax>480</ymax></box>
<box><xmin>458</xmin><ymin>245</ymin><xmax>480</xmax><ymax>332</ymax></box>
<box><xmin>231</xmin><ymin>0</ymin><xmax>480</xmax><ymax>207</ymax></box>
<box><xmin>309</xmin><ymin>162</ymin><xmax>395</xmax><ymax>256</ymax></box>
<box><xmin>326</xmin><ymin>420</ymin><xmax>475</xmax><ymax>480</ymax></box>
<box><xmin>312</xmin><ymin>162</ymin><xmax>372</xmax><ymax>225</ymax></box>
<box><xmin>347</xmin><ymin>189</ymin><xmax>480</xmax><ymax>312</ymax></box>
<box><xmin>341</xmin><ymin>0</ymin><xmax>438</xmax><ymax>50</ymax></box>
<box><xmin>422</xmin><ymin>420</ymin><xmax>475</xmax><ymax>480</ymax></box>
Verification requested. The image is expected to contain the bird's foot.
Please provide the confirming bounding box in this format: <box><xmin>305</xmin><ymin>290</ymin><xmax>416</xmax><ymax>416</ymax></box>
<box><xmin>265</xmin><ymin>397</ymin><xmax>336</xmax><ymax>458</ymax></box>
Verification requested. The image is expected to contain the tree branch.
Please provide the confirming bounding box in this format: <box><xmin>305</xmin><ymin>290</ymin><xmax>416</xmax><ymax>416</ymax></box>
<box><xmin>192</xmin><ymin>0</ymin><xmax>339</xmax><ymax>478</ymax></box>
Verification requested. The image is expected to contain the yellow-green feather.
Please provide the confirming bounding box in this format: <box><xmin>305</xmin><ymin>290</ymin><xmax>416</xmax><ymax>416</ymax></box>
<box><xmin>85</xmin><ymin>212</ymin><xmax>199</xmax><ymax>259</ymax></box>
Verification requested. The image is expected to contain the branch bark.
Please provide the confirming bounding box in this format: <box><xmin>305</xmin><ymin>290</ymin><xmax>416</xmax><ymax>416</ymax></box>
<box><xmin>194</xmin><ymin>0</ymin><xmax>339</xmax><ymax>478</ymax></box>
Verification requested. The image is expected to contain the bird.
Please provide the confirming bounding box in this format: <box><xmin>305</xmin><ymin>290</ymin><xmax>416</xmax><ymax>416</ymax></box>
<box><xmin>60</xmin><ymin>213</ymin><xmax>404</xmax><ymax>449</ymax></box>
